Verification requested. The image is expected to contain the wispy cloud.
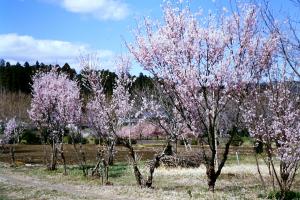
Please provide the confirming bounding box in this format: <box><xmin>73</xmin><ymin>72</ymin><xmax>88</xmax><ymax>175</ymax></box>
<box><xmin>0</xmin><ymin>33</ymin><xmax>114</xmax><ymax>72</ymax></box>
<box><xmin>59</xmin><ymin>0</ymin><xmax>129</xmax><ymax>21</ymax></box>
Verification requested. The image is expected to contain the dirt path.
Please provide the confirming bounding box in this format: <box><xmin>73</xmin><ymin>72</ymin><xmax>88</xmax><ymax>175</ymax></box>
<box><xmin>0</xmin><ymin>165</ymin><xmax>133</xmax><ymax>200</ymax></box>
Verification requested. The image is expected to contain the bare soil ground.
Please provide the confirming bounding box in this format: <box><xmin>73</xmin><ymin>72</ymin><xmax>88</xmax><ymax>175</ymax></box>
<box><xmin>0</xmin><ymin>144</ymin><xmax>254</xmax><ymax>164</ymax></box>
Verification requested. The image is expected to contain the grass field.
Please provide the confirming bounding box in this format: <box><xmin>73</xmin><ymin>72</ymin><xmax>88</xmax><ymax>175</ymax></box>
<box><xmin>0</xmin><ymin>144</ymin><xmax>299</xmax><ymax>199</ymax></box>
<box><xmin>0</xmin><ymin>162</ymin><xmax>299</xmax><ymax>199</ymax></box>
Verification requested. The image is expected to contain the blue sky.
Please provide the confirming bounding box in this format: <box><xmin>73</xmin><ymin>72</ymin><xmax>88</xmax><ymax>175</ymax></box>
<box><xmin>0</xmin><ymin>0</ymin><xmax>298</xmax><ymax>74</ymax></box>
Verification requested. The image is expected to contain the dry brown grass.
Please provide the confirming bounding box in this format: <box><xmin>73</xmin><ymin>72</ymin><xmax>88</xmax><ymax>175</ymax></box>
<box><xmin>1</xmin><ymin>160</ymin><xmax>299</xmax><ymax>200</ymax></box>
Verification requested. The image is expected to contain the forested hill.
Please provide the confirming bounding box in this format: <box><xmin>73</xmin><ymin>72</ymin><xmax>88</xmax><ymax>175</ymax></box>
<box><xmin>0</xmin><ymin>59</ymin><xmax>153</xmax><ymax>94</ymax></box>
<box><xmin>0</xmin><ymin>59</ymin><xmax>76</xmax><ymax>93</ymax></box>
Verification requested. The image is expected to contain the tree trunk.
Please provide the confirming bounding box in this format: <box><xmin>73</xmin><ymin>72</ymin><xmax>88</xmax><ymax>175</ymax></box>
<box><xmin>123</xmin><ymin>140</ymin><xmax>166</xmax><ymax>188</ymax></box>
<box><xmin>92</xmin><ymin>146</ymin><xmax>103</xmax><ymax>176</ymax></box>
<box><xmin>164</xmin><ymin>141</ymin><xmax>173</xmax><ymax>156</ymax></box>
<box><xmin>60</xmin><ymin>143</ymin><xmax>67</xmax><ymax>175</ymax></box>
<box><xmin>102</xmin><ymin>158</ymin><xmax>109</xmax><ymax>184</ymax></box>
<box><xmin>92</xmin><ymin>159</ymin><xmax>101</xmax><ymax>176</ymax></box>
<box><xmin>203</xmin><ymin>127</ymin><xmax>234</xmax><ymax>192</ymax></box>
<box><xmin>206</xmin><ymin>165</ymin><xmax>216</xmax><ymax>192</ymax></box>
<box><xmin>130</xmin><ymin>153</ymin><xmax>143</xmax><ymax>186</ymax></box>
<box><xmin>10</xmin><ymin>145</ymin><xmax>15</xmax><ymax>167</ymax></box>
<box><xmin>124</xmin><ymin>141</ymin><xmax>144</xmax><ymax>186</ymax></box>
<box><xmin>72</xmin><ymin>142</ymin><xmax>87</xmax><ymax>176</ymax></box>
<box><xmin>254</xmin><ymin>153</ymin><xmax>265</xmax><ymax>188</ymax></box>
<box><xmin>49</xmin><ymin>140</ymin><xmax>57</xmax><ymax>170</ymax></box>
<box><xmin>79</xmin><ymin>144</ymin><xmax>87</xmax><ymax>176</ymax></box>
<box><xmin>145</xmin><ymin>153</ymin><xmax>165</xmax><ymax>188</ymax></box>
<box><xmin>107</xmin><ymin>140</ymin><xmax>115</xmax><ymax>166</ymax></box>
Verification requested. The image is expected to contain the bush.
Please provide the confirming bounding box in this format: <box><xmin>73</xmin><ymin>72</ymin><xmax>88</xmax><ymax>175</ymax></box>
<box><xmin>94</xmin><ymin>138</ymin><xmax>104</xmax><ymax>145</ymax></box>
<box><xmin>20</xmin><ymin>130</ymin><xmax>41</xmax><ymax>144</ymax></box>
<box><xmin>81</xmin><ymin>138</ymin><xmax>88</xmax><ymax>144</ymax></box>
<box><xmin>231</xmin><ymin>135</ymin><xmax>244</xmax><ymax>146</ymax></box>
<box><xmin>191</xmin><ymin>139</ymin><xmax>198</xmax><ymax>145</ymax></box>
<box><xmin>238</xmin><ymin>128</ymin><xmax>250</xmax><ymax>137</ymax></box>
<box><xmin>268</xmin><ymin>191</ymin><xmax>300</xmax><ymax>200</ymax></box>
<box><xmin>63</xmin><ymin>135</ymin><xmax>70</xmax><ymax>144</ymax></box>
<box><xmin>63</xmin><ymin>135</ymin><xmax>88</xmax><ymax>144</ymax></box>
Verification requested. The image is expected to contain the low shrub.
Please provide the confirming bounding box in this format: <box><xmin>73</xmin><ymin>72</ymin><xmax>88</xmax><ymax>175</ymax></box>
<box><xmin>63</xmin><ymin>135</ymin><xmax>88</xmax><ymax>144</ymax></box>
<box><xmin>20</xmin><ymin>130</ymin><xmax>41</xmax><ymax>144</ymax></box>
<box><xmin>231</xmin><ymin>135</ymin><xmax>244</xmax><ymax>146</ymax></box>
<box><xmin>191</xmin><ymin>139</ymin><xmax>198</xmax><ymax>145</ymax></box>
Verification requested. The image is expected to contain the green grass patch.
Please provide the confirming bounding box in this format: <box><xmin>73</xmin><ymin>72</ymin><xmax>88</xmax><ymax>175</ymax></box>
<box><xmin>109</xmin><ymin>162</ymin><xmax>128</xmax><ymax>178</ymax></box>
<box><xmin>268</xmin><ymin>190</ymin><xmax>300</xmax><ymax>200</ymax></box>
<box><xmin>13</xmin><ymin>162</ymin><xmax>133</xmax><ymax>186</ymax></box>
<box><xmin>0</xmin><ymin>196</ymin><xmax>9</xmax><ymax>200</ymax></box>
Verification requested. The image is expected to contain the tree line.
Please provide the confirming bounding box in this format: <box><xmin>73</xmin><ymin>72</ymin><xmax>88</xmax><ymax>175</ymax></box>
<box><xmin>0</xmin><ymin>59</ymin><xmax>154</xmax><ymax>95</ymax></box>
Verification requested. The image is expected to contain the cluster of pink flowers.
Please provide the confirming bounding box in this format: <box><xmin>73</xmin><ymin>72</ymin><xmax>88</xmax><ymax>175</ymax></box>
<box><xmin>126</xmin><ymin>1</ymin><xmax>281</xmax><ymax>191</ymax></box>
<box><xmin>244</xmin><ymin>81</ymin><xmax>300</xmax><ymax>164</ymax></box>
<box><xmin>128</xmin><ymin>2</ymin><xmax>278</xmax><ymax>140</ymax></box>
<box><xmin>28</xmin><ymin>69</ymin><xmax>82</xmax><ymax>136</ymax></box>
<box><xmin>2</xmin><ymin>117</ymin><xmax>21</xmax><ymax>144</ymax></box>
<box><xmin>85</xmin><ymin>56</ymin><xmax>139</xmax><ymax>140</ymax></box>
<box><xmin>85</xmin><ymin>69</ymin><xmax>111</xmax><ymax>138</ymax></box>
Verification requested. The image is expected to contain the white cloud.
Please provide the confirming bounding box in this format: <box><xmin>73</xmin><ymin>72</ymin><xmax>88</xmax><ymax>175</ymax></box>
<box><xmin>0</xmin><ymin>33</ymin><xmax>114</xmax><ymax>72</ymax></box>
<box><xmin>60</xmin><ymin>0</ymin><xmax>129</xmax><ymax>21</ymax></box>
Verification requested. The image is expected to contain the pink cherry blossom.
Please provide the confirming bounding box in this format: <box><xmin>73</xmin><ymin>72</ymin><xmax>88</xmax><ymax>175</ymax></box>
<box><xmin>28</xmin><ymin>68</ymin><xmax>82</xmax><ymax>134</ymax></box>
<box><xmin>243</xmin><ymin>66</ymin><xmax>300</xmax><ymax>194</ymax></box>
<box><xmin>3</xmin><ymin>117</ymin><xmax>21</xmax><ymax>144</ymax></box>
<box><xmin>28</xmin><ymin>68</ymin><xmax>81</xmax><ymax>171</ymax></box>
<box><xmin>127</xmin><ymin>1</ymin><xmax>279</xmax><ymax>191</ymax></box>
